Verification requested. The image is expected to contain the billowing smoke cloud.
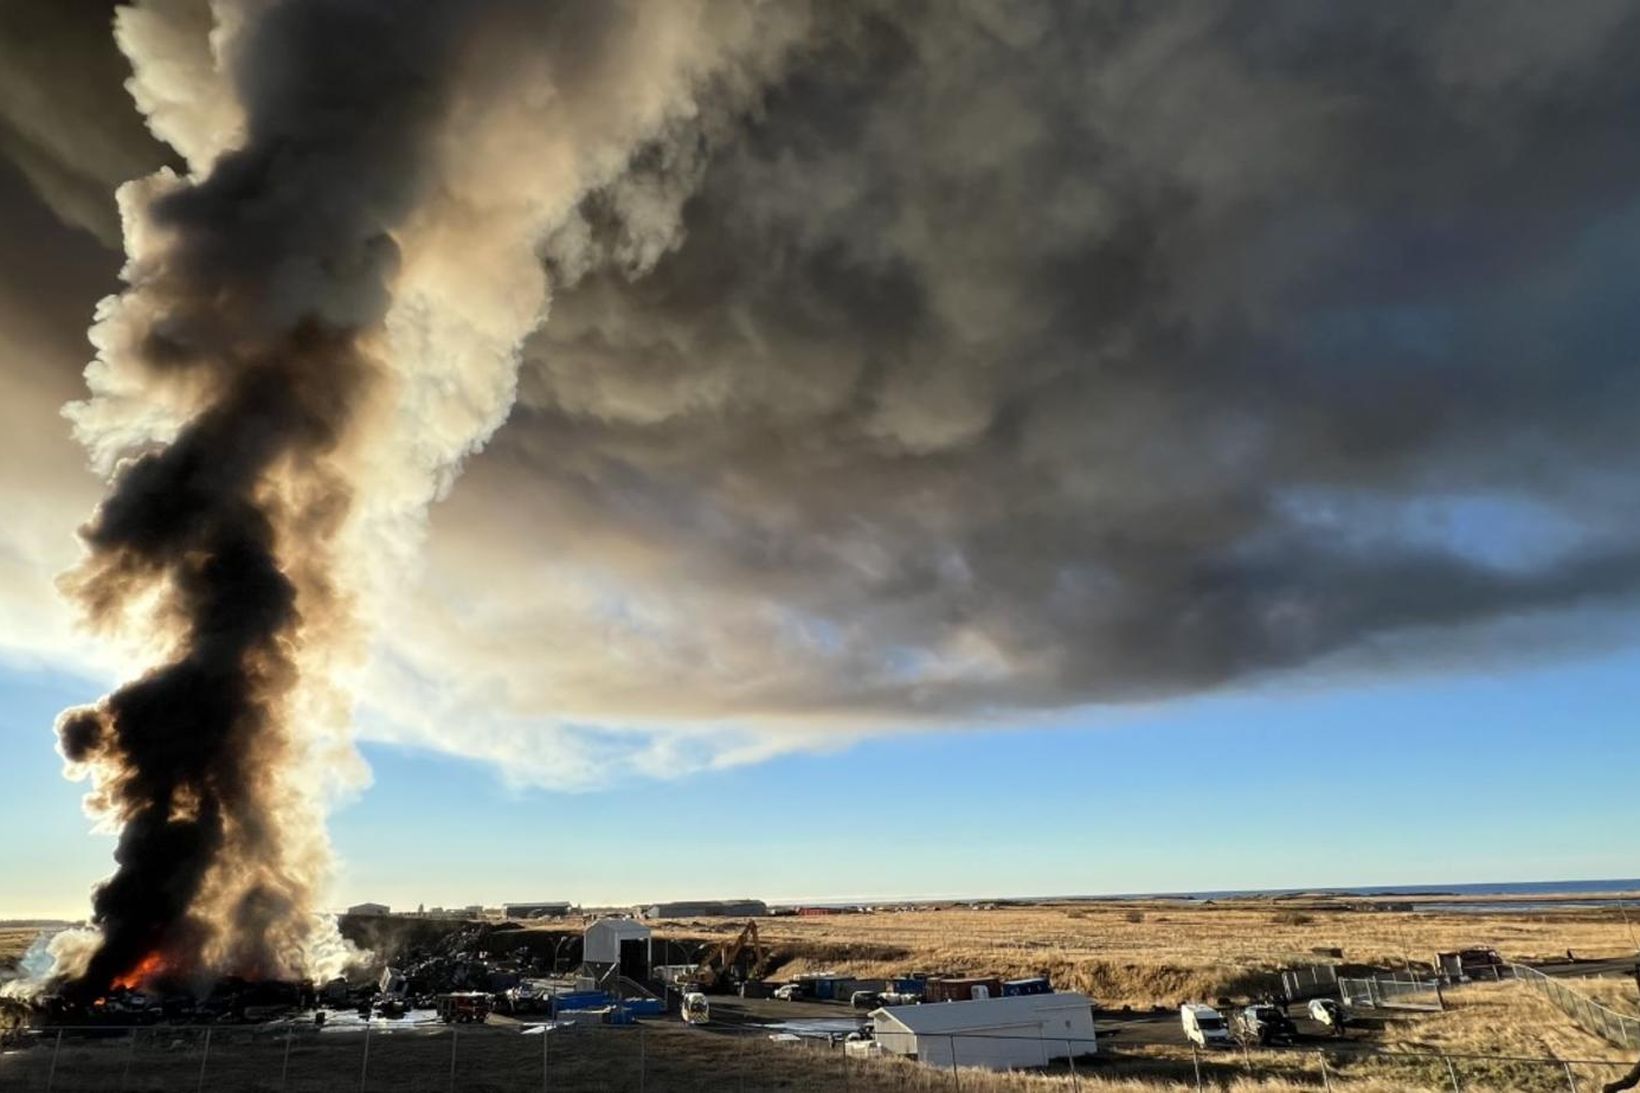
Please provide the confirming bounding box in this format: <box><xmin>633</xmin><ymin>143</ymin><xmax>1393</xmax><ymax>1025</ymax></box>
<box><xmin>355</xmin><ymin>0</ymin><xmax>1640</xmax><ymax>777</ymax></box>
<box><xmin>0</xmin><ymin>0</ymin><xmax>1637</xmax><ymax>900</ymax></box>
<box><xmin>50</xmin><ymin>0</ymin><xmax>812</xmax><ymax>993</ymax></box>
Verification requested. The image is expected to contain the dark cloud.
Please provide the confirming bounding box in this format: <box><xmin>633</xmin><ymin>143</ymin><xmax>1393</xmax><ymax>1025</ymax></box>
<box><xmin>2</xmin><ymin>0</ymin><xmax>1639</xmax><ymax>790</ymax></box>
<box><xmin>456</xmin><ymin>0</ymin><xmax>1640</xmax><ymax>720</ymax></box>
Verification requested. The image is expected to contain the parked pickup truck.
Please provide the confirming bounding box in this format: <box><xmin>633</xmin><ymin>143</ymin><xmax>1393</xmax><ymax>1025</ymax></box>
<box><xmin>1234</xmin><ymin>1004</ymin><xmax>1297</xmax><ymax>1045</ymax></box>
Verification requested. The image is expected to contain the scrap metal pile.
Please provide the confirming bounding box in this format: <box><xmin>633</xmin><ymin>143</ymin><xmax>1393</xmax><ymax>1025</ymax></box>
<box><xmin>5</xmin><ymin>920</ymin><xmax>590</xmax><ymax>1029</ymax></box>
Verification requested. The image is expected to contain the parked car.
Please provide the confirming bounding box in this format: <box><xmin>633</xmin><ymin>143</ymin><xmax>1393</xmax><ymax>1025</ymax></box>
<box><xmin>1181</xmin><ymin>1003</ymin><xmax>1234</xmax><ymax>1047</ymax></box>
<box><xmin>850</xmin><ymin>990</ymin><xmax>881</xmax><ymax>1009</ymax></box>
<box><xmin>1308</xmin><ymin>997</ymin><xmax>1347</xmax><ymax>1035</ymax></box>
<box><xmin>1235</xmin><ymin>1004</ymin><xmax>1297</xmax><ymax>1045</ymax></box>
<box><xmin>773</xmin><ymin>983</ymin><xmax>805</xmax><ymax>1002</ymax></box>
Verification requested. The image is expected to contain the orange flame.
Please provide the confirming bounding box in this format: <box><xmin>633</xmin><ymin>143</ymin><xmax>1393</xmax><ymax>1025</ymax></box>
<box><xmin>111</xmin><ymin>951</ymin><xmax>166</xmax><ymax>991</ymax></box>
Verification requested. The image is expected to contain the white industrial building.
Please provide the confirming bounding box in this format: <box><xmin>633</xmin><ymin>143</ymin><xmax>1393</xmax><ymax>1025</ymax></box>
<box><xmin>871</xmin><ymin>993</ymin><xmax>1097</xmax><ymax>1071</ymax></box>
<box><xmin>583</xmin><ymin>918</ymin><xmax>651</xmax><ymax>965</ymax></box>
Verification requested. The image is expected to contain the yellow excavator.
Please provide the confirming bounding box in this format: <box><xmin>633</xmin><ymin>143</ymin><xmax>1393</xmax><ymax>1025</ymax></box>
<box><xmin>692</xmin><ymin>920</ymin><xmax>770</xmax><ymax>992</ymax></box>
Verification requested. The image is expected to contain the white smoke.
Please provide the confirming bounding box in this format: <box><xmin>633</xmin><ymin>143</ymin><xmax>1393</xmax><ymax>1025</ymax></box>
<box><xmin>58</xmin><ymin>0</ymin><xmax>816</xmax><ymax>977</ymax></box>
<box><xmin>0</xmin><ymin>929</ymin><xmax>98</xmax><ymax>999</ymax></box>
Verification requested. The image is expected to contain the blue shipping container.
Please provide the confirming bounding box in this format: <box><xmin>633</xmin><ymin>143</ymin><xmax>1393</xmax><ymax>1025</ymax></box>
<box><xmin>1002</xmin><ymin>978</ymin><xmax>1051</xmax><ymax>996</ymax></box>
<box><xmin>551</xmin><ymin>991</ymin><xmax>614</xmax><ymax>1015</ymax></box>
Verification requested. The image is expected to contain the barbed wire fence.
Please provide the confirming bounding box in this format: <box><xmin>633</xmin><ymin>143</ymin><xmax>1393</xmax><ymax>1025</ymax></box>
<box><xmin>1</xmin><ymin>1021</ymin><xmax>1635</xmax><ymax>1093</ymax></box>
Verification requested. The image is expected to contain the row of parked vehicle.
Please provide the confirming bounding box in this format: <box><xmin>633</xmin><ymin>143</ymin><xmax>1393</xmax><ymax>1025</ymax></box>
<box><xmin>1180</xmin><ymin>998</ymin><xmax>1347</xmax><ymax>1047</ymax></box>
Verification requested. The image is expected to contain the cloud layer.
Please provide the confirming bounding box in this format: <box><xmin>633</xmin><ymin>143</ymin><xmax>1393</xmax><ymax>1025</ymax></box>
<box><xmin>5</xmin><ymin>1</ymin><xmax>1640</xmax><ymax>788</ymax></box>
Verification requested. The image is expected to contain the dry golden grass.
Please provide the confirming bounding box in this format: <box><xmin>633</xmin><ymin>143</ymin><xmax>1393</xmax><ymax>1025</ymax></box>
<box><xmin>973</xmin><ymin>984</ymin><xmax>1638</xmax><ymax>1092</ymax></box>
<box><xmin>1</xmin><ymin>1014</ymin><xmax>1615</xmax><ymax>1093</ymax></box>
<box><xmin>1318</xmin><ymin>983</ymin><xmax>1631</xmax><ymax>1092</ymax></box>
<box><xmin>658</xmin><ymin>901</ymin><xmax>1639</xmax><ymax>1008</ymax></box>
<box><xmin>1568</xmin><ymin>976</ymin><xmax>1640</xmax><ymax>1017</ymax></box>
<box><xmin>0</xmin><ymin>928</ymin><xmax>36</xmax><ymax>970</ymax></box>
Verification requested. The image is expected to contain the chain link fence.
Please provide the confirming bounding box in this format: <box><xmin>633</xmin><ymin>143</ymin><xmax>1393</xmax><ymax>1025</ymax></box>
<box><xmin>1</xmin><ymin>1021</ymin><xmax>1635</xmax><ymax>1093</ymax></box>
<box><xmin>1512</xmin><ymin>963</ymin><xmax>1640</xmax><ymax>1050</ymax></box>
<box><xmin>1280</xmin><ymin>966</ymin><xmax>1339</xmax><ymax>1002</ymax></box>
<box><xmin>1337</xmin><ymin>975</ymin><xmax>1444</xmax><ymax>1012</ymax></box>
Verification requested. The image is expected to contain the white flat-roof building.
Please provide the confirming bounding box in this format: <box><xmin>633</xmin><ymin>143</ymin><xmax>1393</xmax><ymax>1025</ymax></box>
<box><xmin>871</xmin><ymin>992</ymin><xmax>1097</xmax><ymax>1071</ymax></box>
<box><xmin>346</xmin><ymin>902</ymin><xmax>390</xmax><ymax>917</ymax></box>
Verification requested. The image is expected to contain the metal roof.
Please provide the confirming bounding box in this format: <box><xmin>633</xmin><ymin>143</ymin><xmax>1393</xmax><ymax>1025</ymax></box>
<box><xmin>871</xmin><ymin>992</ymin><xmax>1092</xmax><ymax>1034</ymax></box>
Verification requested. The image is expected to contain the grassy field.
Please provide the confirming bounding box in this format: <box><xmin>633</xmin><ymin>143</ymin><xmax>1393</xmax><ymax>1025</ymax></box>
<box><xmin>5</xmin><ymin>903</ymin><xmax>1635</xmax><ymax>1091</ymax></box>
<box><xmin>1259</xmin><ymin>983</ymin><xmax>1631</xmax><ymax>1092</ymax></box>
<box><xmin>650</xmin><ymin>899</ymin><xmax>1640</xmax><ymax>1008</ymax></box>
<box><xmin>1569</xmin><ymin>975</ymin><xmax>1640</xmax><ymax>1016</ymax></box>
<box><xmin>0</xmin><ymin>996</ymin><xmax>1633</xmax><ymax>1093</ymax></box>
<box><xmin>0</xmin><ymin>928</ymin><xmax>37</xmax><ymax>971</ymax></box>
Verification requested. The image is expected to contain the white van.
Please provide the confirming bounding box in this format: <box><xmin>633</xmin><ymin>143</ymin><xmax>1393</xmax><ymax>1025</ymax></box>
<box><xmin>1181</xmin><ymin>1003</ymin><xmax>1233</xmax><ymax>1047</ymax></box>
<box><xmin>682</xmin><ymin>992</ymin><xmax>710</xmax><ymax>1025</ymax></box>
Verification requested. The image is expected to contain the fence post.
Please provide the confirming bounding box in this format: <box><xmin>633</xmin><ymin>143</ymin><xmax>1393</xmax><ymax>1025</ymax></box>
<box><xmin>281</xmin><ymin>1023</ymin><xmax>294</xmax><ymax>1093</ymax></box>
<box><xmin>1444</xmin><ymin>1054</ymin><xmax>1462</xmax><ymax>1092</ymax></box>
<box><xmin>359</xmin><ymin>1017</ymin><xmax>372</xmax><ymax>1093</ymax></box>
<box><xmin>541</xmin><ymin>1024</ymin><xmax>548</xmax><ymax>1093</ymax></box>
<box><xmin>449</xmin><ymin>1025</ymin><xmax>459</xmax><ymax>1093</ymax></box>
<box><xmin>639</xmin><ymin>1023</ymin><xmax>646</xmax><ymax>1093</ymax></box>
<box><xmin>45</xmin><ymin>1027</ymin><xmax>63</xmax><ymax>1093</ymax></box>
<box><xmin>1192</xmin><ymin>1044</ymin><xmax>1204</xmax><ymax>1091</ymax></box>
<box><xmin>196</xmin><ymin>1026</ymin><xmax>212</xmax><ymax>1093</ymax></box>
<box><xmin>948</xmin><ymin>1035</ymin><xmax>959</xmax><ymax>1090</ymax></box>
<box><xmin>1563</xmin><ymin>1060</ymin><xmax>1579</xmax><ymax>1093</ymax></box>
<box><xmin>1068</xmin><ymin>1047</ymin><xmax>1081</xmax><ymax>1093</ymax></box>
<box><xmin>123</xmin><ymin>1026</ymin><xmax>139</xmax><ymax>1092</ymax></box>
<box><xmin>1318</xmin><ymin>1051</ymin><xmax>1334</xmax><ymax>1092</ymax></box>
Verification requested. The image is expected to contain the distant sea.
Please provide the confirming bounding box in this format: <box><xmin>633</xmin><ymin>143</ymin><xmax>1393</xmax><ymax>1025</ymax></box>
<box><xmin>787</xmin><ymin>879</ymin><xmax>1640</xmax><ymax>913</ymax></box>
<box><xmin>1105</xmin><ymin>878</ymin><xmax>1640</xmax><ymax>914</ymax></box>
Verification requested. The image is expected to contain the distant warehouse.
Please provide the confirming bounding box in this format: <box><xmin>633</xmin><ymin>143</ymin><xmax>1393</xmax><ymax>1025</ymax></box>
<box><xmin>503</xmin><ymin>901</ymin><xmax>572</xmax><ymax>920</ymax></box>
<box><xmin>640</xmin><ymin>899</ymin><xmax>768</xmax><ymax>919</ymax></box>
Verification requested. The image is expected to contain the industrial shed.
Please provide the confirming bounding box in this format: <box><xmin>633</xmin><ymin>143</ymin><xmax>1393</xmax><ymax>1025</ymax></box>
<box><xmin>871</xmin><ymin>993</ymin><xmax>1097</xmax><ymax>1071</ymax></box>
<box><xmin>583</xmin><ymin>918</ymin><xmax>651</xmax><ymax>966</ymax></box>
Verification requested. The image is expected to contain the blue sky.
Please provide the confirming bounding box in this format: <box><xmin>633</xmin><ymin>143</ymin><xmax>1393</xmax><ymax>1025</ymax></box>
<box><xmin>5</xmin><ymin>644</ymin><xmax>1636</xmax><ymax>919</ymax></box>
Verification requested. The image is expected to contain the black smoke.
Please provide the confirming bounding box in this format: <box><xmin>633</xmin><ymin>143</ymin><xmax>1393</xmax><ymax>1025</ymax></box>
<box><xmin>52</xmin><ymin>0</ymin><xmax>467</xmax><ymax>997</ymax></box>
<box><xmin>6</xmin><ymin>1</ymin><xmax>1640</xmax><ymax>808</ymax></box>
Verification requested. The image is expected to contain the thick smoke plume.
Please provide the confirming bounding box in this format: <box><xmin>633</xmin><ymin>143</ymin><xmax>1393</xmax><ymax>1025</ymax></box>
<box><xmin>52</xmin><ymin>0</ymin><xmax>808</xmax><ymax>994</ymax></box>
<box><xmin>359</xmin><ymin>0</ymin><xmax>1640</xmax><ymax>782</ymax></box>
<box><xmin>3</xmin><ymin>0</ymin><xmax>1639</xmax><ymax>932</ymax></box>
